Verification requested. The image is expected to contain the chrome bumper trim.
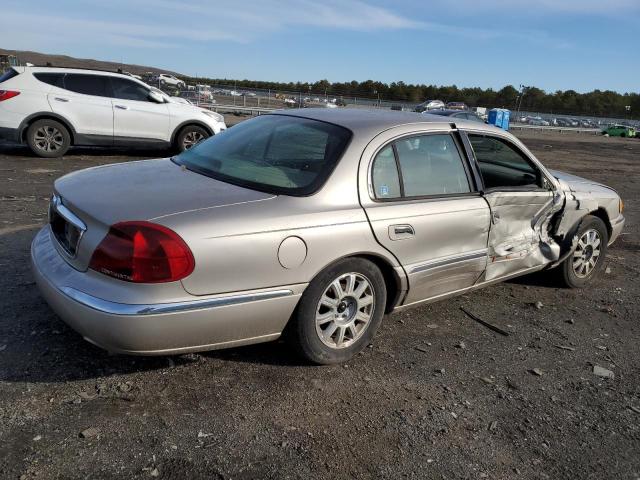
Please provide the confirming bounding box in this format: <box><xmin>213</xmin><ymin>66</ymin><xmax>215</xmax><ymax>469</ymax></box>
<box><xmin>60</xmin><ymin>286</ymin><xmax>294</xmax><ymax>316</ymax></box>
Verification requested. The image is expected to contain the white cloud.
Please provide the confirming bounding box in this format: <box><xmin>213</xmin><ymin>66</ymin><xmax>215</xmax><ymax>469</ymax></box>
<box><xmin>0</xmin><ymin>0</ymin><xmax>580</xmax><ymax>52</ymax></box>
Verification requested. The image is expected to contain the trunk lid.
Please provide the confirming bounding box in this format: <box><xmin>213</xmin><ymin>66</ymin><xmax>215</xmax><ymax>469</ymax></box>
<box><xmin>52</xmin><ymin>158</ymin><xmax>274</xmax><ymax>271</ymax></box>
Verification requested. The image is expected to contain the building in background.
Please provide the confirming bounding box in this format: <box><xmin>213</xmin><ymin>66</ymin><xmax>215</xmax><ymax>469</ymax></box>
<box><xmin>0</xmin><ymin>54</ymin><xmax>19</xmax><ymax>72</ymax></box>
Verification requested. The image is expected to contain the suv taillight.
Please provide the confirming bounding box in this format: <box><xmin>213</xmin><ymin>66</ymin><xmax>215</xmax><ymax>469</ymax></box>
<box><xmin>89</xmin><ymin>221</ymin><xmax>195</xmax><ymax>283</ymax></box>
<box><xmin>0</xmin><ymin>90</ymin><xmax>20</xmax><ymax>102</ymax></box>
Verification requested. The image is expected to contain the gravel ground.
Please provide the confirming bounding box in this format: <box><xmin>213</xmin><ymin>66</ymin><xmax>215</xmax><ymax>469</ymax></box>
<box><xmin>0</xmin><ymin>130</ymin><xmax>639</xmax><ymax>479</ymax></box>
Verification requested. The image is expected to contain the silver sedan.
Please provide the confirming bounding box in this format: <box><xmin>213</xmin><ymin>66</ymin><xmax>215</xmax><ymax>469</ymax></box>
<box><xmin>32</xmin><ymin>109</ymin><xmax>625</xmax><ymax>364</ymax></box>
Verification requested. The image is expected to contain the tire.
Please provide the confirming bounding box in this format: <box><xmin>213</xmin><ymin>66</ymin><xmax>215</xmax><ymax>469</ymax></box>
<box><xmin>175</xmin><ymin>125</ymin><xmax>210</xmax><ymax>152</ymax></box>
<box><xmin>557</xmin><ymin>215</ymin><xmax>608</xmax><ymax>288</ymax></box>
<box><xmin>26</xmin><ymin>119</ymin><xmax>71</xmax><ymax>158</ymax></box>
<box><xmin>290</xmin><ymin>258</ymin><xmax>387</xmax><ymax>365</ymax></box>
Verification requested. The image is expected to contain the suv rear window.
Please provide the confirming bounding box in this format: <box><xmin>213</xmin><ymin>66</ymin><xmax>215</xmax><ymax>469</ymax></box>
<box><xmin>33</xmin><ymin>72</ymin><xmax>65</xmax><ymax>88</ymax></box>
<box><xmin>0</xmin><ymin>68</ymin><xmax>19</xmax><ymax>84</ymax></box>
<box><xmin>173</xmin><ymin>115</ymin><xmax>352</xmax><ymax>196</ymax></box>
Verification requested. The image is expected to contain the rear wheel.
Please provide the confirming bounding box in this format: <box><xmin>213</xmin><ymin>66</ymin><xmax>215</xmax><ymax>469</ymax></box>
<box><xmin>175</xmin><ymin>125</ymin><xmax>209</xmax><ymax>152</ymax></box>
<box><xmin>290</xmin><ymin>258</ymin><xmax>387</xmax><ymax>364</ymax></box>
<box><xmin>26</xmin><ymin>119</ymin><xmax>71</xmax><ymax>158</ymax></box>
<box><xmin>557</xmin><ymin>215</ymin><xmax>608</xmax><ymax>288</ymax></box>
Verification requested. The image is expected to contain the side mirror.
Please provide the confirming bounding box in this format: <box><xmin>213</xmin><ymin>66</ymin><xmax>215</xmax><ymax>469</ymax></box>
<box><xmin>148</xmin><ymin>90</ymin><xmax>165</xmax><ymax>103</ymax></box>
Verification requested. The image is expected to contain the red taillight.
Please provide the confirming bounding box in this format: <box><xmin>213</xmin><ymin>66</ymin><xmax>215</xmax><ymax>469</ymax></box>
<box><xmin>0</xmin><ymin>90</ymin><xmax>20</xmax><ymax>102</ymax></box>
<box><xmin>89</xmin><ymin>221</ymin><xmax>195</xmax><ymax>283</ymax></box>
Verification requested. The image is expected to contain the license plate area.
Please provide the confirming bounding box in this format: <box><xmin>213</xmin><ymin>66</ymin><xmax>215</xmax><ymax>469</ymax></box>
<box><xmin>49</xmin><ymin>195</ymin><xmax>86</xmax><ymax>257</ymax></box>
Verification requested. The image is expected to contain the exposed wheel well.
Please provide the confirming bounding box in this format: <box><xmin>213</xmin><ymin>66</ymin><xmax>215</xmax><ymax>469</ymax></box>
<box><xmin>20</xmin><ymin>115</ymin><xmax>75</xmax><ymax>145</ymax></box>
<box><xmin>590</xmin><ymin>208</ymin><xmax>612</xmax><ymax>240</ymax></box>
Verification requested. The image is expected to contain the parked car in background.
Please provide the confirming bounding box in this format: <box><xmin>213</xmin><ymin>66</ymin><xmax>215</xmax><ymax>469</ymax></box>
<box><xmin>446</xmin><ymin>101</ymin><xmax>468</xmax><ymax>110</ymax></box>
<box><xmin>426</xmin><ymin>109</ymin><xmax>485</xmax><ymax>123</ymax></box>
<box><xmin>157</xmin><ymin>73</ymin><xmax>186</xmax><ymax>89</ymax></box>
<box><xmin>0</xmin><ymin>66</ymin><xmax>226</xmax><ymax>157</ymax></box>
<box><xmin>32</xmin><ymin>109</ymin><xmax>624</xmax><ymax>364</ymax></box>
<box><xmin>554</xmin><ymin>118</ymin><xmax>572</xmax><ymax>127</ymax></box>
<box><xmin>414</xmin><ymin>99</ymin><xmax>445</xmax><ymax>112</ymax></box>
<box><xmin>602</xmin><ymin>124</ymin><xmax>636</xmax><ymax>137</ymax></box>
<box><xmin>528</xmin><ymin>117</ymin><xmax>551</xmax><ymax>126</ymax></box>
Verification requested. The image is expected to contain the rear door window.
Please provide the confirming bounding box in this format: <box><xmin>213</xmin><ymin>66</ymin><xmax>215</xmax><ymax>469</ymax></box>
<box><xmin>371</xmin><ymin>134</ymin><xmax>472</xmax><ymax>199</ymax></box>
<box><xmin>395</xmin><ymin>135</ymin><xmax>471</xmax><ymax>197</ymax></box>
<box><xmin>63</xmin><ymin>74</ymin><xmax>110</xmax><ymax>97</ymax></box>
<box><xmin>110</xmin><ymin>77</ymin><xmax>151</xmax><ymax>102</ymax></box>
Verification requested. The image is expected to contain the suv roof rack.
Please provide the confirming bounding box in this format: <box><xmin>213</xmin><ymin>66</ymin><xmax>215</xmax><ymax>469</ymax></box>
<box><xmin>30</xmin><ymin>64</ymin><xmax>153</xmax><ymax>75</ymax></box>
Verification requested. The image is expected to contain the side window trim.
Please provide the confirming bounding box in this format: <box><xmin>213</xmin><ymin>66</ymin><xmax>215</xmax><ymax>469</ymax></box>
<box><xmin>458</xmin><ymin>131</ymin><xmax>485</xmax><ymax>192</ymax></box>
<box><xmin>369</xmin><ymin>131</ymin><xmax>479</xmax><ymax>203</ymax></box>
<box><xmin>390</xmin><ymin>143</ymin><xmax>405</xmax><ymax>198</ymax></box>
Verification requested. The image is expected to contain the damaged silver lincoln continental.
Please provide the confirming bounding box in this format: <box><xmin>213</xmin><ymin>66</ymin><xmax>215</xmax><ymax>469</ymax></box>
<box><xmin>31</xmin><ymin>109</ymin><xmax>625</xmax><ymax>364</ymax></box>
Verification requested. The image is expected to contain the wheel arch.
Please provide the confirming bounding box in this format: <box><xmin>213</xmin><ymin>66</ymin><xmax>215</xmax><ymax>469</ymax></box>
<box><xmin>18</xmin><ymin>112</ymin><xmax>76</xmax><ymax>145</ymax></box>
<box><xmin>590</xmin><ymin>207</ymin><xmax>612</xmax><ymax>240</ymax></box>
<box><xmin>303</xmin><ymin>252</ymin><xmax>405</xmax><ymax>315</ymax></box>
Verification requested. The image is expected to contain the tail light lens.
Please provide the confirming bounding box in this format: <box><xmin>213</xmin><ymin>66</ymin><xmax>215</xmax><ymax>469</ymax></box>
<box><xmin>89</xmin><ymin>221</ymin><xmax>195</xmax><ymax>283</ymax></box>
<box><xmin>0</xmin><ymin>90</ymin><xmax>20</xmax><ymax>102</ymax></box>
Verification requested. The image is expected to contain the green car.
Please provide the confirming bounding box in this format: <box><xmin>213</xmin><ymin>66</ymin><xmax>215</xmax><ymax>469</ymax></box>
<box><xmin>602</xmin><ymin>125</ymin><xmax>636</xmax><ymax>138</ymax></box>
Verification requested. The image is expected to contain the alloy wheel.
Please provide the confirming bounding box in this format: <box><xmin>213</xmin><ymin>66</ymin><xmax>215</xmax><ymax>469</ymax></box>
<box><xmin>315</xmin><ymin>272</ymin><xmax>375</xmax><ymax>349</ymax></box>
<box><xmin>34</xmin><ymin>126</ymin><xmax>64</xmax><ymax>153</ymax></box>
<box><xmin>573</xmin><ymin>228</ymin><xmax>602</xmax><ymax>278</ymax></box>
<box><xmin>182</xmin><ymin>131</ymin><xmax>204</xmax><ymax>149</ymax></box>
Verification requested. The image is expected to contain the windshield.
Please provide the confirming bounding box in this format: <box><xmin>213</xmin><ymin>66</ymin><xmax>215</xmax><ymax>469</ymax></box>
<box><xmin>173</xmin><ymin>115</ymin><xmax>352</xmax><ymax>196</ymax></box>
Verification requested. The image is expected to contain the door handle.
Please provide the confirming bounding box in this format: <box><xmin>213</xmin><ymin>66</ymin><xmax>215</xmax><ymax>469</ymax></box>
<box><xmin>114</xmin><ymin>105</ymin><xmax>129</xmax><ymax>110</ymax></box>
<box><xmin>54</xmin><ymin>97</ymin><xmax>69</xmax><ymax>102</ymax></box>
<box><xmin>389</xmin><ymin>224</ymin><xmax>415</xmax><ymax>240</ymax></box>
<box><xmin>394</xmin><ymin>225</ymin><xmax>414</xmax><ymax>235</ymax></box>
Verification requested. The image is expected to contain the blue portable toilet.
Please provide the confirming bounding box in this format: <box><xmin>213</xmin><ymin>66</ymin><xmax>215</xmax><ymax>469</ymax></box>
<box><xmin>488</xmin><ymin>108</ymin><xmax>511</xmax><ymax>131</ymax></box>
<box><xmin>502</xmin><ymin>109</ymin><xmax>510</xmax><ymax>131</ymax></box>
<box><xmin>488</xmin><ymin>109</ymin><xmax>503</xmax><ymax>128</ymax></box>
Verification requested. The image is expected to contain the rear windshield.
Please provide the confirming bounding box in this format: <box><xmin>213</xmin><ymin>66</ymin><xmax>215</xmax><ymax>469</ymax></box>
<box><xmin>0</xmin><ymin>68</ymin><xmax>19</xmax><ymax>84</ymax></box>
<box><xmin>173</xmin><ymin>115</ymin><xmax>352</xmax><ymax>196</ymax></box>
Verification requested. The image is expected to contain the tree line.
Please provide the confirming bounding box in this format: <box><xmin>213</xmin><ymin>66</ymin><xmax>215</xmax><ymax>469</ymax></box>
<box><xmin>188</xmin><ymin>76</ymin><xmax>639</xmax><ymax>119</ymax></box>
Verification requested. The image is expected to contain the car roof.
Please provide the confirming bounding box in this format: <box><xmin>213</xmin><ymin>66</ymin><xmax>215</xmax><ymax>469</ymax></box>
<box><xmin>270</xmin><ymin>108</ymin><xmax>497</xmax><ymax>136</ymax></box>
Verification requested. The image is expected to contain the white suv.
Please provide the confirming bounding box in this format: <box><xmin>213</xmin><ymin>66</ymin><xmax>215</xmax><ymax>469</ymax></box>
<box><xmin>0</xmin><ymin>67</ymin><xmax>226</xmax><ymax>158</ymax></box>
<box><xmin>157</xmin><ymin>73</ymin><xmax>186</xmax><ymax>89</ymax></box>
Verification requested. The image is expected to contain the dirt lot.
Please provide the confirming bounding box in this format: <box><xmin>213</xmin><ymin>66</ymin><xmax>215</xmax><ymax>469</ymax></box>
<box><xmin>0</xmin><ymin>129</ymin><xmax>639</xmax><ymax>480</ymax></box>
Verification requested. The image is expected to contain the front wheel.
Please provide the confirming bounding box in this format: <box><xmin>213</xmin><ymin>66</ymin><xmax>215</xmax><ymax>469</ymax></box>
<box><xmin>290</xmin><ymin>258</ymin><xmax>387</xmax><ymax>364</ymax></box>
<box><xmin>175</xmin><ymin>125</ymin><xmax>210</xmax><ymax>152</ymax></box>
<box><xmin>557</xmin><ymin>215</ymin><xmax>608</xmax><ymax>288</ymax></box>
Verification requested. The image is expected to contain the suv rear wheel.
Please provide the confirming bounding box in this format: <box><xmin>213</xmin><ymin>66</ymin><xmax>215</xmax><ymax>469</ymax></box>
<box><xmin>26</xmin><ymin>119</ymin><xmax>71</xmax><ymax>158</ymax></box>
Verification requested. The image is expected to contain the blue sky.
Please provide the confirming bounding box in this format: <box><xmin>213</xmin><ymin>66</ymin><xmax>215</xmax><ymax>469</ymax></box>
<box><xmin>1</xmin><ymin>0</ymin><xmax>638</xmax><ymax>93</ymax></box>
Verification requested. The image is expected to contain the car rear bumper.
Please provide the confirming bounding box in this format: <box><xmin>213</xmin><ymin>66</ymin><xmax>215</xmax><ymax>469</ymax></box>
<box><xmin>31</xmin><ymin>227</ymin><xmax>304</xmax><ymax>355</ymax></box>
